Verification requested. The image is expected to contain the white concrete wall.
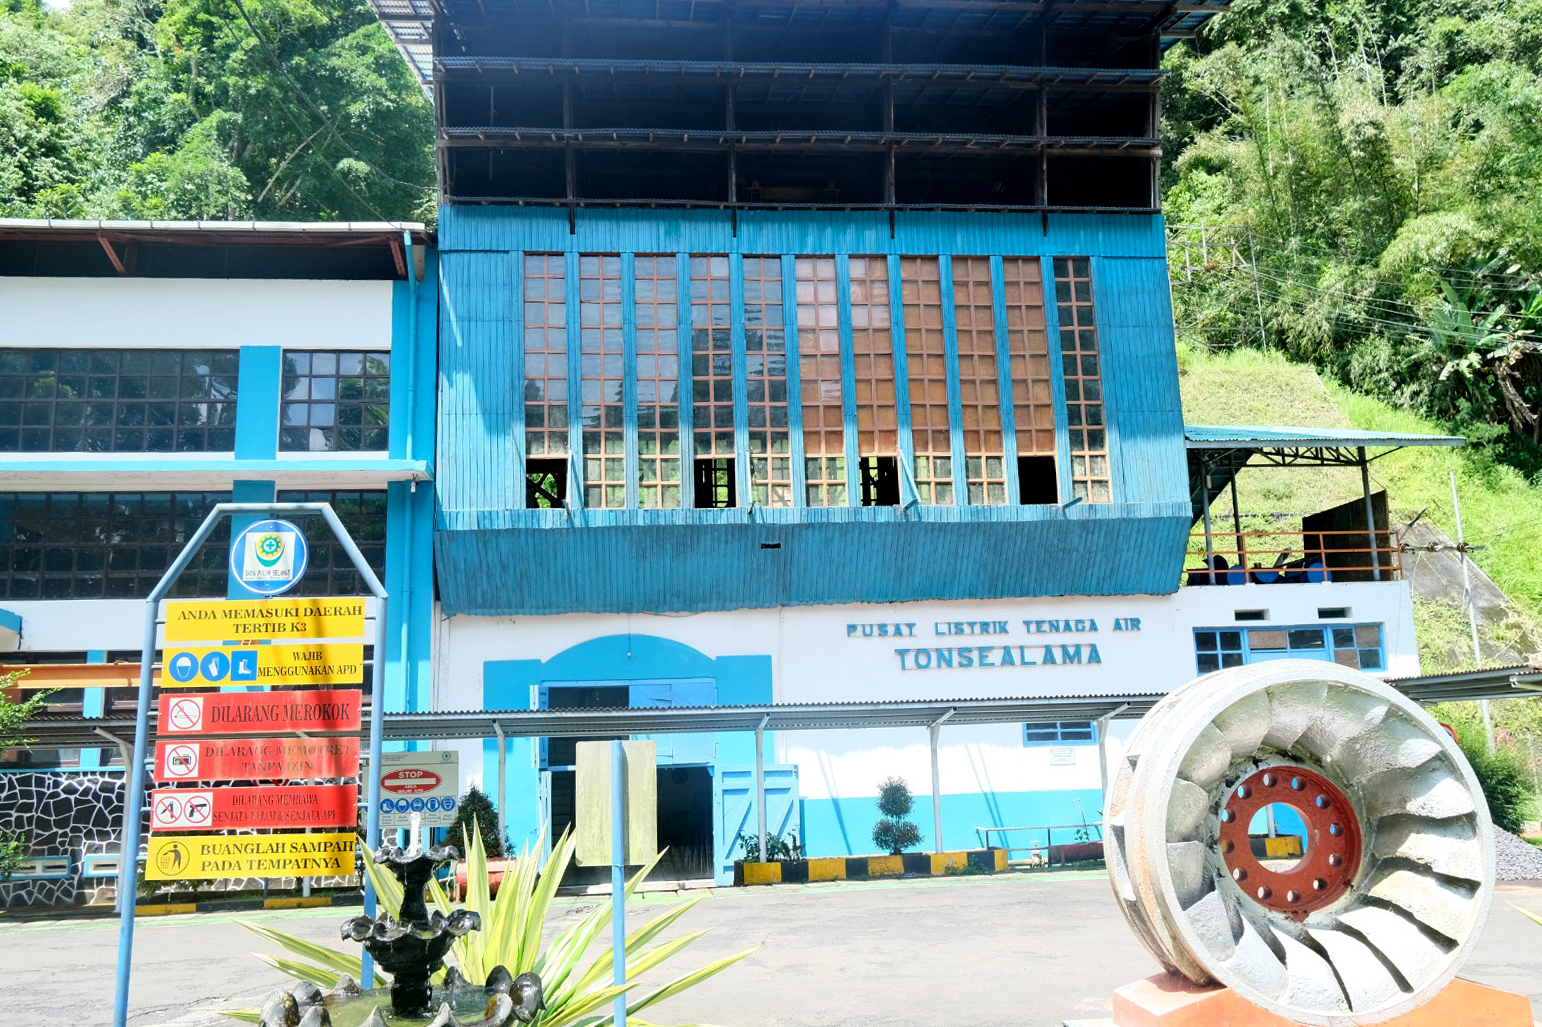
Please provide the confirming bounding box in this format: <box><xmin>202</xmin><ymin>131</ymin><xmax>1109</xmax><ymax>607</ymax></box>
<box><xmin>0</xmin><ymin>278</ymin><xmax>391</xmax><ymax>350</ymax></box>
<box><xmin>435</xmin><ymin>580</ymin><xmax>1419</xmax><ymax>801</ymax></box>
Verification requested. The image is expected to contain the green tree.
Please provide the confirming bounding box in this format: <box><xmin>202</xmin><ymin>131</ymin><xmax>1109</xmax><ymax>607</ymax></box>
<box><xmin>0</xmin><ymin>670</ymin><xmax>50</xmax><ymax>882</ymax></box>
<box><xmin>446</xmin><ymin>787</ymin><xmax>506</xmax><ymax>858</ymax></box>
<box><xmin>871</xmin><ymin>776</ymin><xmax>921</xmax><ymax>856</ymax></box>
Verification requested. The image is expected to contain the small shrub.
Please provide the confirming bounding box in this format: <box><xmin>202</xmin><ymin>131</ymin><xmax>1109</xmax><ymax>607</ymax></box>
<box><xmin>736</xmin><ymin>830</ymin><xmax>798</xmax><ymax>862</ymax></box>
<box><xmin>445</xmin><ymin>787</ymin><xmax>506</xmax><ymax>858</ymax></box>
<box><xmin>872</xmin><ymin>776</ymin><xmax>922</xmax><ymax>855</ymax></box>
<box><xmin>1438</xmin><ymin>710</ymin><xmax>1532</xmax><ymax>834</ymax></box>
<box><xmin>0</xmin><ymin>829</ymin><xmax>24</xmax><ymax>882</ymax></box>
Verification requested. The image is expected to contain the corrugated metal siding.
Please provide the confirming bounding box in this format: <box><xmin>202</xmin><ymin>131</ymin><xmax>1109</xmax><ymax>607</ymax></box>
<box><xmin>439</xmin><ymin>249</ymin><xmax>516</xmax><ymax>513</ymax></box>
<box><xmin>1093</xmin><ymin>256</ymin><xmax>1187</xmax><ymax>509</ymax></box>
<box><xmin>434</xmin><ymin>506</ymin><xmax>1191</xmax><ymax>615</ymax></box>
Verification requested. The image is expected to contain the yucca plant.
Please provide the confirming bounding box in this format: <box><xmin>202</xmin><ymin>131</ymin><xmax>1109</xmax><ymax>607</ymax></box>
<box><xmin>227</xmin><ymin>823</ymin><xmax>753</xmax><ymax>1026</ymax></box>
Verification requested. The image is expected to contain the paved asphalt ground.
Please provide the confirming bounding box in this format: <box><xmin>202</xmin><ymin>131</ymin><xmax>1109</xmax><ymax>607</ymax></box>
<box><xmin>5</xmin><ymin>871</ymin><xmax>1542</xmax><ymax>1027</ymax></box>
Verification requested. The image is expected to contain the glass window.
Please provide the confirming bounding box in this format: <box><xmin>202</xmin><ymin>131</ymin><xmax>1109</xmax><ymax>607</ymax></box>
<box><xmin>523</xmin><ymin>253</ymin><xmax>569</xmax><ymax>460</ymax></box>
<box><xmin>1196</xmin><ymin>624</ymin><xmax>1385</xmax><ymax>674</ymax></box>
<box><xmin>796</xmin><ymin>257</ymin><xmax>846</xmax><ymax>507</ymax></box>
<box><xmin>634</xmin><ymin>256</ymin><xmax>681</xmax><ymax>509</ymax></box>
<box><xmin>848</xmin><ymin>256</ymin><xmax>897</xmax><ymax>465</ymax></box>
<box><xmin>1053</xmin><ymin>258</ymin><xmax>1109</xmax><ymax>503</ymax></box>
<box><xmin>580</xmin><ymin>255</ymin><xmax>626</xmax><ymax>509</ymax></box>
<box><xmin>744</xmin><ymin>257</ymin><xmax>792</xmax><ymax>507</ymax></box>
<box><xmin>0</xmin><ymin>348</ymin><xmax>238</xmax><ymax>453</ymax></box>
<box><xmin>280</xmin><ymin>350</ymin><xmax>389</xmax><ymax>452</ymax></box>
<box><xmin>1003</xmin><ymin>257</ymin><xmax>1057</xmax><ymax>502</ymax></box>
<box><xmin>1024</xmin><ymin>720</ymin><xmax>1097</xmax><ymax>745</ymax></box>
<box><xmin>691</xmin><ymin>256</ymin><xmax>736</xmax><ymax>503</ymax></box>
<box><xmin>275</xmin><ymin>490</ymin><xmax>389</xmax><ymax>596</ymax></box>
<box><xmin>953</xmin><ymin>256</ymin><xmax>1006</xmax><ymax>505</ymax></box>
<box><xmin>901</xmin><ymin>256</ymin><xmax>952</xmax><ymax>504</ymax></box>
<box><xmin>0</xmin><ymin>492</ymin><xmax>230</xmax><ymax>600</ymax></box>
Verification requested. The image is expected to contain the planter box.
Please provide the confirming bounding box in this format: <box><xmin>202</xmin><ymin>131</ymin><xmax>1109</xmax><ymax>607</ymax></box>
<box><xmin>1045</xmin><ymin>840</ymin><xmax>1104</xmax><ymax>865</ymax></box>
<box><xmin>734</xmin><ymin>847</ymin><xmax>1006</xmax><ymax>886</ymax></box>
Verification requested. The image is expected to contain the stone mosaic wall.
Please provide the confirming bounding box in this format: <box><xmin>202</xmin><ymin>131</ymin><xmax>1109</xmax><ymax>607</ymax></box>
<box><xmin>0</xmin><ymin>770</ymin><xmax>358</xmax><ymax>908</ymax></box>
<box><xmin>0</xmin><ymin>770</ymin><xmax>127</xmax><ymax>908</ymax></box>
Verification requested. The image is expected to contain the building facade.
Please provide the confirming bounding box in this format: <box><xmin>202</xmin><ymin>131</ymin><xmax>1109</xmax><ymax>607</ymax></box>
<box><xmin>0</xmin><ymin>222</ymin><xmax>436</xmax><ymax>905</ymax></box>
<box><xmin>383</xmin><ymin>0</ymin><xmax>1427</xmax><ymax>883</ymax></box>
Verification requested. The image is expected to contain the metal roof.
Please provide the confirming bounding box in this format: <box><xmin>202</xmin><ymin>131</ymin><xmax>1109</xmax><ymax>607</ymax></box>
<box><xmin>1185</xmin><ymin>425</ymin><xmax>1466</xmax><ymax>450</ymax></box>
<box><xmin>0</xmin><ymin>219</ymin><xmax>430</xmax><ymax>239</ymax></box>
<box><xmin>25</xmin><ymin>669</ymin><xmax>1542</xmax><ymax>751</ymax></box>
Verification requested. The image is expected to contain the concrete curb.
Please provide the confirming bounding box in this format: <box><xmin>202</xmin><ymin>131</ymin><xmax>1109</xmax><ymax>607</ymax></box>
<box><xmin>733</xmin><ymin>847</ymin><xmax>1007</xmax><ymax>885</ymax></box>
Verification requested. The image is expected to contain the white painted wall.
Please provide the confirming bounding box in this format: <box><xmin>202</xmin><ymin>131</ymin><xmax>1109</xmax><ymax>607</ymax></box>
<box><xmin>0</xmin><ymin>278</ymin><xmax>392</xmax><ymax>350</ymax></box>
<box><xmin>435</xmin><ymin>581</ymin><xmax>1418</xmax><ymax>802</ymax></box>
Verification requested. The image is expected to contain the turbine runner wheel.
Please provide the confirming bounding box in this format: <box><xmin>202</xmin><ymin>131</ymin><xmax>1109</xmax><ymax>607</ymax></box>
<box><xmin>1106</xmin><ymin>660</ymin><xmax>1494</xmax><ymax>1026</ymax></box>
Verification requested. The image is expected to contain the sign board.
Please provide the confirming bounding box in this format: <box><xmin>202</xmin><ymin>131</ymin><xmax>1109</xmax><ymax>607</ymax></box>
<box><xmin>164</xmin><ymin>597</ymin><xmax>365</xmax><ymax>644</ymax></box>
<box><xmin>374</xmin><ymin>751</ymin><xmax>460</xmax><ymax>829</ymax></box>
<box><xmin>144</xmin><ymin>832</ymin><xmax>356</xmax><ymax>881</ymax></box>
<box><xmin>158</xmin><ymin>689</ymin><xmax>361</xmax><ymax>735</ymax></box>
<box><xmin>161</xmin><ymin>643</ymin><xmax>365</xmax><ymax>688</ymax></box>
<box><xmin>150</xmin><ymin>784</ymin><xmax>358</xmax><ymax>831</ymax></box>
<box><xmin>154</xmin><ymin>736</ymin><xmax>360</xmax><ymax>783</ymax></box>
<box><xmin>230</xmin><ymin>519</ymin><xmax>309</xmax><ymax>597</ymax></box>
<box><xmin>1048</xmin><ymin>747</ymin><xmax>1077</xmax><ymax>767</ymax></box>
<box><xmin>575</xmin><ymin>740</ymin><xmax>657</xmax><ymax>867</ymax></box>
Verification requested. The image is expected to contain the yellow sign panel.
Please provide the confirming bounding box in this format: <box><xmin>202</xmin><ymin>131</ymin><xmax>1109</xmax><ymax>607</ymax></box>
<box><xmin>163</xmin><ymin>598</ymin><xmax>366</xmax><ymax>643</ymax></box>
<box><xmin>159</xmin><ymin>643</ymin><xmax>365</xmax><ymax>687</ymax></box>
<box><xmin>145</xmin><ymin>832</ymin><xmax>356</xmax><ymax>880</ymax></box>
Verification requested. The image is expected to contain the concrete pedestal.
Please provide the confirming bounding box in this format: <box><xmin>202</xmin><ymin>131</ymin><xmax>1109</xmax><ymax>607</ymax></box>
<box><xmin>1064</xmin><ymin>973</ymin><xmax>1535</xmax><ymax>1027</ymax></box>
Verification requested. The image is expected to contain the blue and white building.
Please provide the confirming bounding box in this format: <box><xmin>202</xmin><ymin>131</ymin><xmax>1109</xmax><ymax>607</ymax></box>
<box><xmin>0</xmin><ymin>221</ymin><xmax>436</xmax><ymax>905</ymax></box>
<box><xmin>368</xmin><ymin>0</ymin><xmax>1440</xmax><ymax>884</ymax></box>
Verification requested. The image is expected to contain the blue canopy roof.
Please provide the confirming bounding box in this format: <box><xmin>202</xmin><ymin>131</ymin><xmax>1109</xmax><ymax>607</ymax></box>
<box><xmin>1185</xmin><ymin>425</ymin><xmax>1466</xmax><ymax>450</ymax></box>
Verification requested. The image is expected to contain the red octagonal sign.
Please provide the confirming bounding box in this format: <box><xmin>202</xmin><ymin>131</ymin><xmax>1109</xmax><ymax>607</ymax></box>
<box><xmin>381</xmin><ymin>768</ymin><xmax>442</xmax><ymax>795</ymax></box>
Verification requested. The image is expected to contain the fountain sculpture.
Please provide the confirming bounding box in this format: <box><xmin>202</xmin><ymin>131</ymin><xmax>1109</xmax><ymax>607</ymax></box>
<box><xmin>254</xmin><ymin>841</ymin><xmax>544</xmax><ymax>1027</ymax></box>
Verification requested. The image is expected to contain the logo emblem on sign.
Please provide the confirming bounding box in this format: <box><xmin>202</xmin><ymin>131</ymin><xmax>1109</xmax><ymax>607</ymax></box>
<box><xmin>230</xmin><ymin>519</ymin><xmax>309</xmax><ymax>596</ymax></box>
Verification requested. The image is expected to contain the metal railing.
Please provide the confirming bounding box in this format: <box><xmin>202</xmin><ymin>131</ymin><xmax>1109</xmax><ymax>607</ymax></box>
<box><xmin>1185</xmin><ymin>527</ymin><xmax>1404</xmax><ymax>585</ymax></box>
<box><xmin>974</xmin><ymin>823</ymin><xmax>1104</xmax><ymax>867</ymax></box>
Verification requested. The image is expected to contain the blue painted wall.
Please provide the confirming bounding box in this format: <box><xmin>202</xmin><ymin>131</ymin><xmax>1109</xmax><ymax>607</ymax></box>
<box><xmin>802</xmin><ymin>787</ymin><xmax>1105</xmax><ymax>858</ymax></box>
<box><xmin>482</xmin><ymin>634</ymin><xmax>773</xmax><ymax>852</ymax></box>
<box><xmin>434</xmin><ymin>208</ymin><xmax>1190</xmax><ymax>614</ymax></box>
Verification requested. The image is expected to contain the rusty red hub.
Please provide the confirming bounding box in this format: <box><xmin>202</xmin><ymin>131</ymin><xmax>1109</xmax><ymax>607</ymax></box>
<box><xmin>1218</xmin><ymin>765</ymin><xmax>1361</xmax><ymax>918</ymax></box>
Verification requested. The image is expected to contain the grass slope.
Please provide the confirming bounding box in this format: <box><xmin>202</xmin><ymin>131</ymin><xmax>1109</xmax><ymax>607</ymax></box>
<box><xmin>1178</xmin><ymin>347</ymin><xmax>1542</xmax><ymax>673</ymax></box>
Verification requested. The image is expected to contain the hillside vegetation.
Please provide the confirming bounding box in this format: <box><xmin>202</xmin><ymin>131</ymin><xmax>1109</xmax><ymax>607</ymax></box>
<box><xmin>0</xmin><ymin>0</ymin><xmax>432</xmax><ymax>221</ymax></box>
<box><xmin>1164</xmin><ymin>0</ymin><xmax>1542</xmax><ymax>480</ymax></box>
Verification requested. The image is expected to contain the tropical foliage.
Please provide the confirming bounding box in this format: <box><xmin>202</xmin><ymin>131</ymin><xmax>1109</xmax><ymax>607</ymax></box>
<box><xmin>1164</xmin><ymin>0</ymin><xmax>1542</xmax><ymax>478</ymax></box>
<box><xmin>446</xmin><ymin>787</ymin><xmax>506</xmax><ymax>859</ymax></box>
<box><xmin>0</xmin><ymin>670</ymin><xmax>49</xmax><ymax>881</ymax></box>
<box><xmin>231</xmin><ymin>825</ymin><xmax>753</xmax><ymax>1025</ymax></box>
<box><xmin>0</xmin><ymin>0</ymin><xmax>433</xmax><ymax>222</ymax></box>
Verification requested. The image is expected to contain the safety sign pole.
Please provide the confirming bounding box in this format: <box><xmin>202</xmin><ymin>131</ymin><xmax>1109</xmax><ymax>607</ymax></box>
<box><xmin>112</xmin><ymin>502</ymin><xmax>388</xmax><ymax>1027</ymax></box>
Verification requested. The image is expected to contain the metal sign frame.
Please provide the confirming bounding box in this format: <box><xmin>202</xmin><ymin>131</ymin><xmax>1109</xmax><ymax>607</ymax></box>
<box><xmin>112</xmin><ymin>502</ymin><xmax>389</xmax><ymax>1027</ymax></box>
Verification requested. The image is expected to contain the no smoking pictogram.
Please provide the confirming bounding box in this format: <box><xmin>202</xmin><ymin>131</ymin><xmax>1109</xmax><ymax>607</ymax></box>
<box><xmin>167</xmin><ymin>698</ymin><xmax>204</xmax><ymax>732</ymax></box>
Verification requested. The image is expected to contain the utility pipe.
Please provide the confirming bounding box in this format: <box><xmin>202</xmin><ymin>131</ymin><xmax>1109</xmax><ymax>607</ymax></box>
<box><xmin>929</xmin><ymin>710</ymin><xmax>954</xmax><ymax>853</ymax></box>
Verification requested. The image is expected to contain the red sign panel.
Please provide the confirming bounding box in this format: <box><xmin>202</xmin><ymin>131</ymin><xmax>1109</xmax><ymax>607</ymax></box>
<box><xmin>157</xmin><ymin>689</ymin><xmax>361</xmax><ymax>735</ymax></box>
<box><xmin>381</xmin><ymin>768</ymin><xmax>443</xmax><ymax>795</ymax></box>
<box><xmin>149</xmin><ymin>784</ymin><xmax>358</xmax><ymax>831</ymax></box>
<box><xmin>154</xmin><ymin>736</ymin><xmax>361</xmax><ymax>783</ymax></box>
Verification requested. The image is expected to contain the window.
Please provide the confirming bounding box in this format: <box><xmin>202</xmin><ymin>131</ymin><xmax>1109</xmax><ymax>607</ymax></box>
<box><xmin>691</xmin><ymin>256</ymin><xmax>736</xmax><ymax>508</ymax></box>
<box><xmin>694</xmin><ymin>458</ymin><xmax>736</xmax><ymax>508</ymax></box>
<box><xmin>1053</xmin><ymin>258</ymin><xmax>1108</xmax><ymax>503</ymax></box>
<box><xmin>1003</xmin><ymin>258</ymin><xmax>1057</xmax><ymax>504</ymax></box>
<box><xmin>523</xmin><ymin>253</ymin><xmax>569</xmax><ymax>463</ymax></box>
<box><xmin>849</xmin><ymin>256</ymin><xmax>897</xmax><ymax>505</ymax></box>
<box><xmin>744</xmin><ymin>257</ymin><xmax>792</xmax><ymax>507</ymax></box>
<box><xmin>901</xmin><ymin>256</ymin><xmax>952</xmax><ymax>504</ymax></box>
<box><xmin>1195</xmin><ymin>624</ymin><xmax>1384</xmax><ymax>674</ymax></box>
<box><xmin>280</xmin><ymin>351</ymin><xmax>390</xmax><ymax>452</ymax></box>
<box><xmin>275</xmin><ymin>490</ymin><xmax>388</xmax><ymax>596</ymax></box>
<box><xmin>0</xmin><ymin>348</ymin><xmax>238</xmax><ymax>453</ymax></box>
<box><xmin>0</xmin><ymin>492</ymin><xmax>230</xmax><ymax>600</ymax></box>
<box><xmin>1024</xmin><ymin>720</ymin><xmax>1097</xmax><ymax>745</ymax></box>
<box><xmin>526</xmin><ymin>459</ymin><xmax>568</xmax><ymax>508</ymax></box>
<box><xmin>580</xmin><ymin>256</ymin><xmax>626</xmax><ymax>509</ymax></box>
<box><xmin>797</xmin><ymin>257</ymin><xmax>846</xmax><ymax>507</ymax></box>
<box><xmin>953</xmin><ymin>256</ymin><xmax>1007</xmax><ymax>504</ymax></box>
<box><xmin>634</xmin><ymin>256</ymin><xmax>681</xmax><ymax>509</ymax></box>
